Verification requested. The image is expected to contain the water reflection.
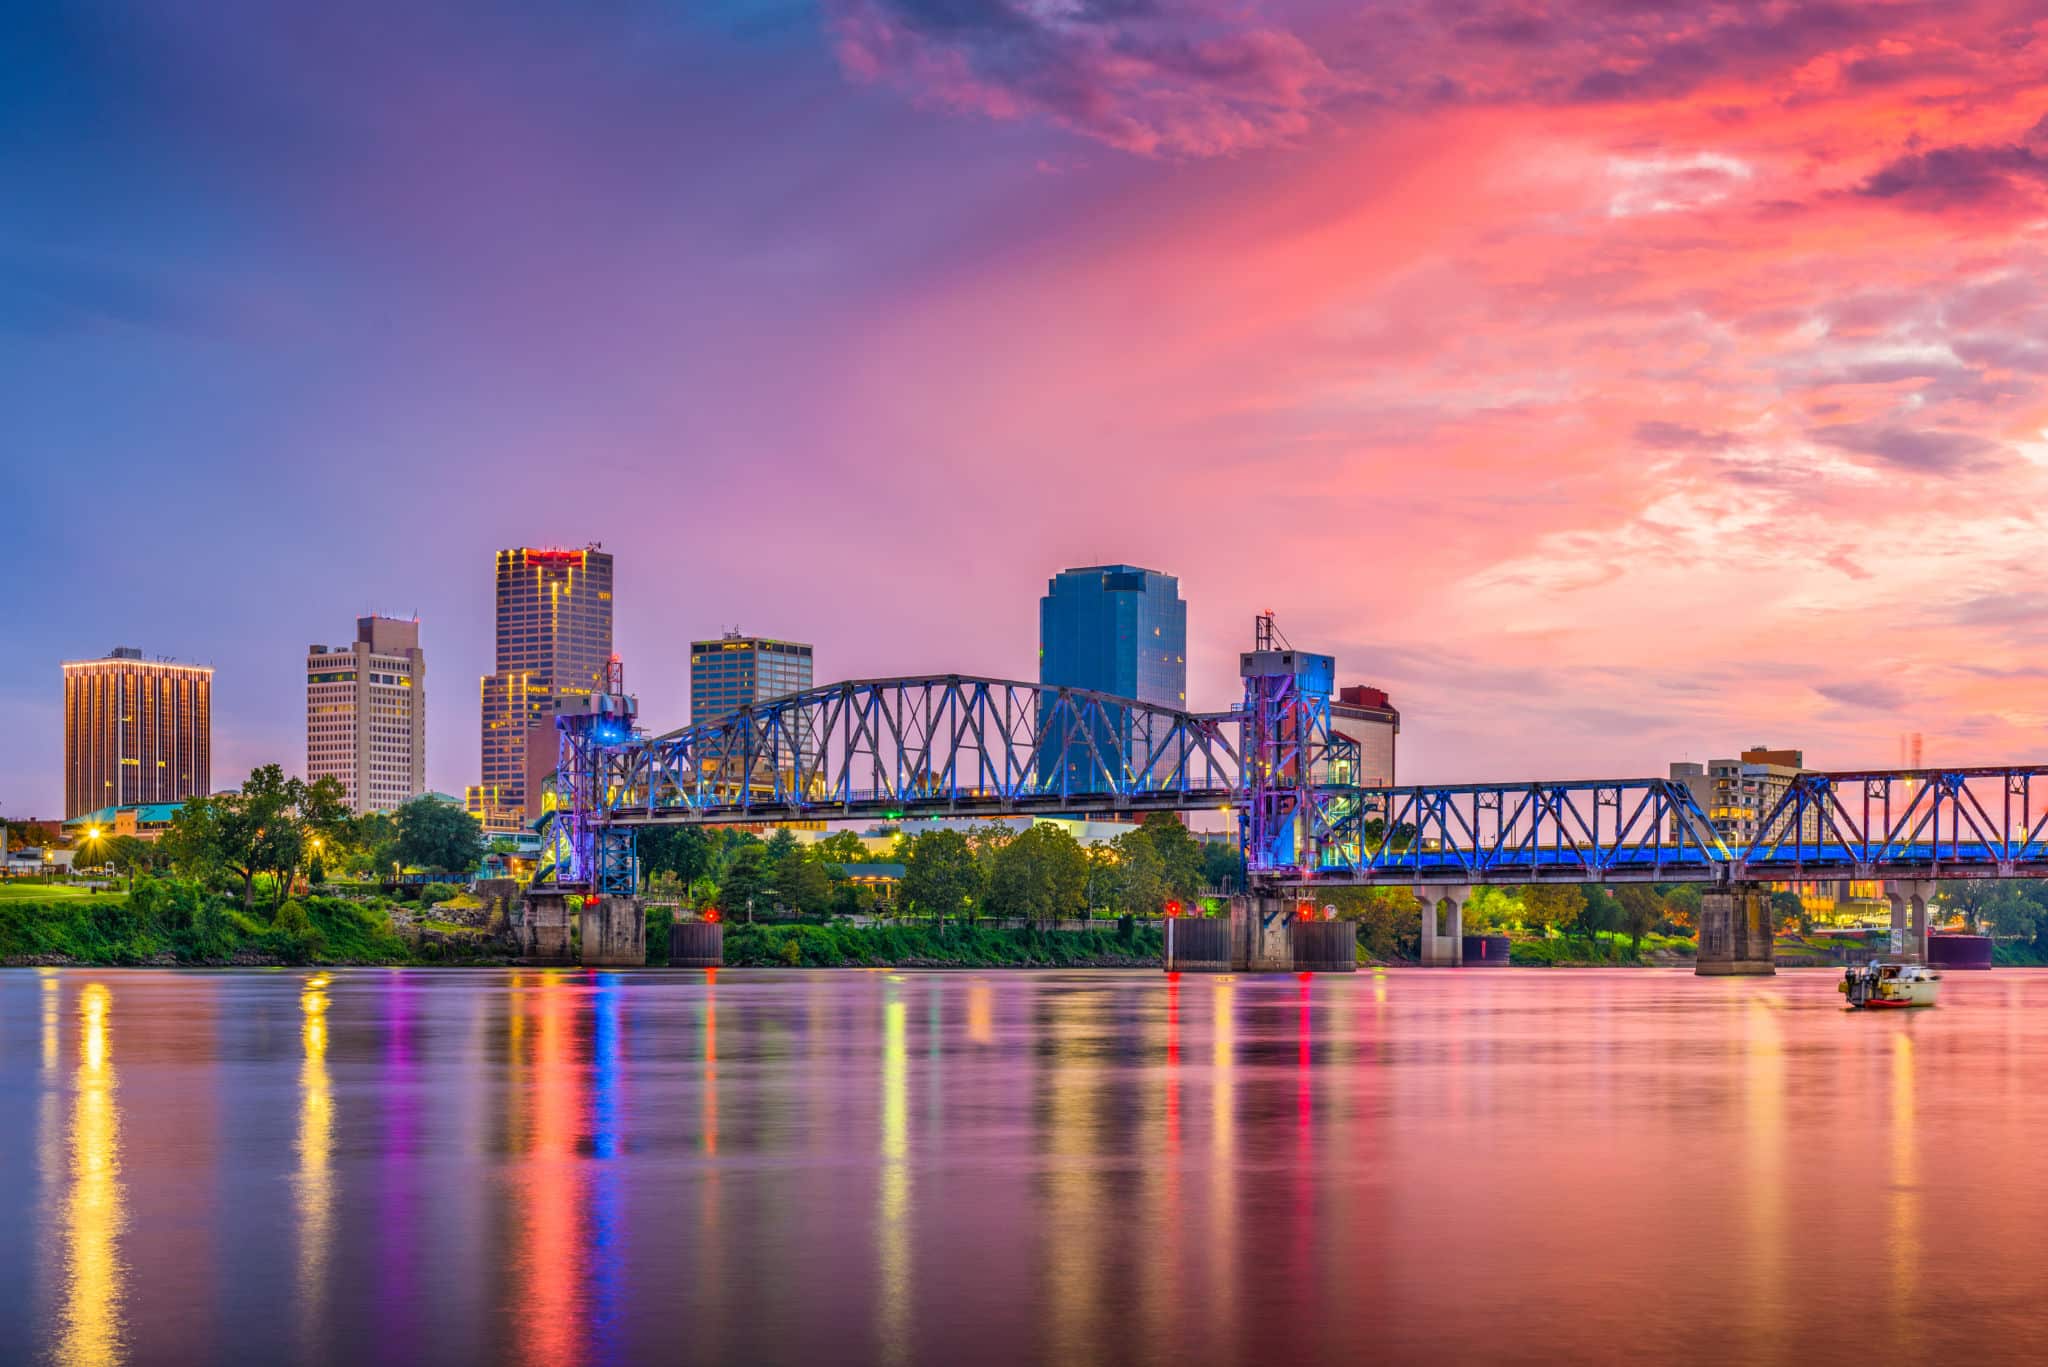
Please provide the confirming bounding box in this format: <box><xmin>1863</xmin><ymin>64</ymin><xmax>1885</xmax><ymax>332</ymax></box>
<box><xmin>877</xmin><ymin>985</ymin><xmax>911</xmax><ymax>1366</ymax></box>
<box><xmin>57</xmin><ymin>982</ymin><xmax>124</xmax><ymax>1367</ymax></box>
<box><xmin>1889</xmin><ymin>1030</ymin><xmax>1918</xmax><ymax>1353</ymax></box>
<box><xmin>517</xmin><ymin>972</ymin><xmax>582</xmax><ymax>1367</ymax></box>
<box><xmin>296</xmin><ymin>974</ymin><xmax>334</xmax><ymax>1356</ymax></box>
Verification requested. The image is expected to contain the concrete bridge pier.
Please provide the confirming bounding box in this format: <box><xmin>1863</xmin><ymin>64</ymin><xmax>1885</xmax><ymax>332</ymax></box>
<box><xmin>515</xmin><ymin>890</ymin><xmax>576</xmax><ymax>964</ymax></box>
<box><xmin>580</xmin><ymin>895</ymin><xmax>647</xmax><ymax>967</ymax></box>
<box><xmin>1414</xmin><ymin>887</ymin><xmax>1470</xmax><ymax>966</ymax></box>
<box><xmin>1696</xmin><ymin>885</ymin><xmax>1774</xmax><ymax>976</ymax></box>
<box><xmin>1230</xmin><ymin>893</ymin><xmax>1297</xmax><ymax>972</ymax></box>
<box><xmin>1884</xmin><ymin>880</ymin><xmax>1935</xmax><ymax>962</ymax></box>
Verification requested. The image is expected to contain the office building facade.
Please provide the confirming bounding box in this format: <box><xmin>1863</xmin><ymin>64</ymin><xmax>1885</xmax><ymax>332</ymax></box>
<box><xmin>307</xmin><ymin>616</ymin><xmax>426</xmax><ymax>813</ymax></box>
<box><xmin>1330</xmin><ymin>685</ymin><xmax>1400</xmax><ymax>789</ymax></box>
<box><xmin>62</xmin><ymin>647</ymin><xmax>212</xmax><ymax>819</ymax></box>
<box><xmin>1039</xmin><ymin>564</ymin><xmax>1187</xmax><ymax>706</ymax></box>
<box><xmin>1037</xmin><ymin>565</ymin><xmax>1188</xmax><ymax>796</ymax></box>
<box><xmin>690</xmin><ymin>633</ymin><xmax>815</xmax><ymax>724</ymax></box>
<box><xmin>1670</xmin><ymin>746</ymin><xmax>1819</xmax><ymax>848</ymax></box>
<box><xmin>475</xmin><ymin>544</ymin><xmax>614</xmax><ymax>824</ymax></box>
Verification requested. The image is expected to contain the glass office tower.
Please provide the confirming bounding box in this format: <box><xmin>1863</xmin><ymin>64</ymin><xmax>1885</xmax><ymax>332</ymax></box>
<box><xmin>1038</xmin><ymin>565</ymin><xmax>1187</xmax><ymax>795</ymax></box>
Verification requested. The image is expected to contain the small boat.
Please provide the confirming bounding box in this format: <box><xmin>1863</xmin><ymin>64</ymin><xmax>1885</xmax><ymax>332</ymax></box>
<box><xmin>1841</xmin><ymin>961</ymin><xmax>1941</xmax><ymax>1009</ymax></box>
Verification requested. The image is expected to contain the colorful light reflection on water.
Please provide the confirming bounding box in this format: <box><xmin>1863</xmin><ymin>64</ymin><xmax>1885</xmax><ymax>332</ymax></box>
<box><xmin>5</xmin><ymin>969</ymin><xmax>2048</xmax><ymax>1364</ymax></box>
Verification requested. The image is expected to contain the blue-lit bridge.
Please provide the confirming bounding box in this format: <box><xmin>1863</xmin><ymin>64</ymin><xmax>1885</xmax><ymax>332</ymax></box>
<box><xmin>537</xmin><ymin>641</ymin><xmax>2047</xmax><ymax>971</ymax></box>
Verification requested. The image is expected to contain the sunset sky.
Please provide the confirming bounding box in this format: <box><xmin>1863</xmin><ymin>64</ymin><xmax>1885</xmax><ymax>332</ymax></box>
<box><xmin>7</xmin><ymin>0</ymin><xmax>2048</xmax><ymax>814</ymax></box>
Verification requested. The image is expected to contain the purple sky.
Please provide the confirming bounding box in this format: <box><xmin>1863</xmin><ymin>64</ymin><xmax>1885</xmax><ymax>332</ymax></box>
<box><xmin>8</xmin><ymin>1</ymin><xmax>2048</xmax><ymax>816</ymax></box>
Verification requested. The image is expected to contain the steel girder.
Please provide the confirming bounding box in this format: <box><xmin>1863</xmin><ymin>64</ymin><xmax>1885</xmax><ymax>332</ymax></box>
<box><xmin>597</xmin><ymin>675</ymin><xmax>1246</xmax><ymax>823</ymax></box>
<box><xmin>1734</xmin><ymin>767</ymin><xmax>2048</xmax><ymax>880</ymax></box>
<box><xmin>1295</xmin><ymin>778</ymin><xmax>1731</xmax><ymax>886</ymax></box>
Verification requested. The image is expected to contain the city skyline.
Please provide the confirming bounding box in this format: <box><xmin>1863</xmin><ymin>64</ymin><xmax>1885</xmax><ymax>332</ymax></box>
<box><xmin>10</xmin><ymin>3</ymin><xmax>2048</xmax><ymax>817</ymax></box>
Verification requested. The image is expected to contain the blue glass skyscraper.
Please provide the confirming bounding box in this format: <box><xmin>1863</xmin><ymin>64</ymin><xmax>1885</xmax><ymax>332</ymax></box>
<box><xmin>1039</xmin><ymin>564</ymin><xmax>1188</xmax><ymax>705</ymax></box>
<box><xmin>1038</xmin><ymin>565</ymin><xmax>1187</xmax><ymax>796</ymax></box>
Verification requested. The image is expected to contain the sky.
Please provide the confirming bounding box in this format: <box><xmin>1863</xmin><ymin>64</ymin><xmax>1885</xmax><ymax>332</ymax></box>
<box><xmin>5</xmin><ymin>0</ymin><xmax>2048</xmax><ymax>816</ymax></box>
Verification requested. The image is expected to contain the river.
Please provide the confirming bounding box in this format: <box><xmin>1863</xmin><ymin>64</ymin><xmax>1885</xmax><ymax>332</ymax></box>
<box><xmin>2</xmin><ymin>966</ymin><xmax>2045</xmax><ymax>1365</ymax></box>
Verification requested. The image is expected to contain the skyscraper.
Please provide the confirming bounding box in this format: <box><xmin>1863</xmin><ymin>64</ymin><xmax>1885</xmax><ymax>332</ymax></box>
<box><xmin>306</xmin><ymin>617</ymin><xmax>426</xmax><ymax>813</ymax></box>
<box><xmin>689</xmin><ymin>632</ymin><xmax>815</xmax><ymax>724</ymax></box>
<box><xmin>1039</xmin><ymin>565</ymin><xmax>1187</xmax><ymax>705</ymax></box>
<box><xmin>1038</xmin><ymin>565</ymin><xmax>1187</xmax><ymax>796</ymax></box>
<box><xmin>62</xmin><ymin>647</ymin><xmax>212</xmax><ymax>819</ymax></box>
<box><xmin>473</xmin><ymin>544</ymin><xmax>613</xmax><ymax>826</ymax></box>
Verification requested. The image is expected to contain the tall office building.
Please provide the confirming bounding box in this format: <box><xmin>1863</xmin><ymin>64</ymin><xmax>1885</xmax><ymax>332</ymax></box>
<box><xmin>62</xmin><ymin>647</ymin><xmax>212</xmax><ymax>819</ymax></box>
<box><xmin>1670</xmin><ymin>745</ymin><xmax>1819</xmax><ymax>847</ymax></box>
<box><xmin>306</xmin><ymin>617</ymin><xmax>427</xmax><ymax>813</ymax></box>
<box><xmin>689</xmin><ymin>632</ymin><xmax>815</xmax><ymax>724</ymax></box>
<box><xmin>1038</xmin><ymin>565</ymin><xmax>1188</xmax><ymax>795</ymax></box>
<box><xmin>473</xmin><ymin>544</ymin><xmax>614</xmax><ymax>826</ymax></box>
<box><xmin>1039</xmin><ymin>565</ymin><xmax>1187</xmax><ymax>705</ymax></box>
<box><xmin>1330</xmin><ymin>685</ymin><xmax>1400</xmax><ymax>789</ymax></box>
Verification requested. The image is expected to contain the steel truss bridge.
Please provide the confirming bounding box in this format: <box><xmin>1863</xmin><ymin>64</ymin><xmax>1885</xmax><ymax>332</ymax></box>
<box><xmin>540</xmin><ymin>668</ymin><xmax>2048</xmax><ymax>897</ymax></box>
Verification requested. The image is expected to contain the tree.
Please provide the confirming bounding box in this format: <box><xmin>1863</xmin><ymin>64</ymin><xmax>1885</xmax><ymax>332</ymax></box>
<box><xmin>342</xmin><ymin>811</ymin><xmax>399</xmax><ymax>877</ymax></box>
<box><xmin>987</xmin><ymin>823</ymin><xmax>1088</xmax><ymax>928</ymax></box>
<box><xmin>1134</xmin><ymin>813</ymin><xmax>1206</xmax><ymax>900</ymax></box>
<box><xmin>1106</xmin><ymin>829</ymin><xmax>1167</xmax><ymax>915</ymax></box>
<box><xmin>163</xmin><ymin>764</ymin><xmax>319</xmax><ymax>910</ymax></box>
<box><xmin>393</xmin><ymin>794</ymin><xmax>484</xmax><ymax>875</ymax></box>
<box><xmin>1942</xmin><ymin>881</ymin><xmax>1998</xmax><ymax>934</ymax></box>
<box><xmin>1662</xmin><ymin>884</ymin><xmax>1703</xmax><ymax>932</ymax></box>
<box><xmin>639</xmin><ymin>826</ymin><xmax>715</xmax><ymax>887</ymax></box>
<box><xmin>103</xmin><ymin>835</ymin><xmax>166</xmax><ymax>890</ymax></box>
<box><xmin>780</xmin><ymin>851</ymin><xmax>834</xmax><ymax>914</ymax></box>
<box><xmin>1769</xmin><ymin>888</ymin><xmax>1808</xmax><ymax>935</ymax></box>
<box><xmin>1201</xmin><ymin>839</ymin><xmax>1243</xmax><ymax>893</ymax></box>
<box><xmin>1575</xmin><ymin>886</ymin><xmax>1623</xmax><ymax>938</ymax></box>
<box><xmin>1615</xmin><ymin>885</ymin><xmax>1663</xmax><ymax>950</ymax></box>
<box><xmin>720</xmin><ymin>846</ymin><xmax>770</xmax><ymax>920</ymax></box>
<box><xmin>813</xmin><ymin>830</ymin><xmax>871</xmax><ymax>865</ymax></box>
<box><xmin>901</xmin><ymin>829</ymin><xmax>983</xmax><ymax>922</ymax></box>
<box><xmin>1520</xmin><ymin>885</ymin><xmax>1583</xmax><ymax>936</ymax></box>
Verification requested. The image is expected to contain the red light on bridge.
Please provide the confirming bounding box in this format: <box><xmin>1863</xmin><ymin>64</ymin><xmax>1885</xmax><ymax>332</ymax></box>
<box><xmin>1164</xmin><ymin>900</ymin><xmax>1182</xmax><ymax>918</ymax></box>
<box><xmin>702</xmin><ymin>907</ymin><xmax>722</xmax><ymax>924</ymax></box>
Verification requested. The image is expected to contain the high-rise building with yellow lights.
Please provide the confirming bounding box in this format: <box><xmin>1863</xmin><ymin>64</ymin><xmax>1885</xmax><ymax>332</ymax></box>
<box><xmin>307</xmin><ymin>617</ymin><xmax>426</xmax><ymax>814</ymax></box>
<box><xmin>62</xmin><ymin>647</ymin><xmax>212</xmax><ymax>819</ymax></box>
<box><xmin>473</xmin><ymin>544</ymin><xmax>613</xmax><ymax>825</ymax></box>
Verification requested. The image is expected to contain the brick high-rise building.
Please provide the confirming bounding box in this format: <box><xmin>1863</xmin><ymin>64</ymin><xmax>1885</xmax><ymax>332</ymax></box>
<box><xmin>472</xmin><ymin>545</ymin><xmax>613</xmax><ymax>826</ymax></box>
<box><xmin>306</xmin><ymin>617</ymin><xmax>426</xmax><ymax>813</ymax></box>
<box><xmin>62</xmin><ymin>647</ymin><xmax>212</xmax><ymax>819</ymax></box>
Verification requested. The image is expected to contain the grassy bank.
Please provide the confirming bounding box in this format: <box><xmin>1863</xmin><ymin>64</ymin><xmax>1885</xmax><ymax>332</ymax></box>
<box><xmin>713</xmin><ymin>921</ymin><xmax>1166</xmax><ymax>969</ymax></box>
<box><xmin>0</xmin><ymin>882</ymin><xmax>500</xmax><ymax>966</ymax></box>
<box><xmin>1505</xmin><ymin>931</ymin><xmax>1696</xmax><ymax>966</ymax></box>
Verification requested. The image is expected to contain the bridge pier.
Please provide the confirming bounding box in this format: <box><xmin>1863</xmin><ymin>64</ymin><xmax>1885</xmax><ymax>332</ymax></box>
<box><xmin>1414</xmin><ymin>887</ymin><xmax>1469</xmax><ymax>966</ymax></box>
<box><xmin>1696</xmin><ymin>886</ymin><xmax>1774</xmax><ymax>976</ymax></box>
<box><xmin>1884</xmin><ymin>880</ymin><xmax>1935</xmax><ymax>962</ymax></box>
<box><xmin>514</xmin><ymin>890</ymin><xmax>576</xmax><ymax>964</ymax></box>
<box><xmin>579</xmin><ymin>895</ymin><xmax>646</xmax><ymax>967</ymax></box>
<box><xmin>1230</xmin><ymin>893</ymin><xmax>1296</xmax><ymax>972</ymax></box>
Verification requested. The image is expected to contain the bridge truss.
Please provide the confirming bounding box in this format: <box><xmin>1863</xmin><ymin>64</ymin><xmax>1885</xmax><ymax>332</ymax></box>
<box><xmin>538</xmin><ymin>674</ymin><xmax>2048</xmax><ymax>897</ymax></box>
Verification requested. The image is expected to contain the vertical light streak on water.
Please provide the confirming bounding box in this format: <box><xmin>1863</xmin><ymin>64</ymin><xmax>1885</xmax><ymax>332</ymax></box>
<box><xmin>965</xmin><ymin>979</ymin><xmax>992</xmax><ymax>1045</ymax></box>
<box><xmin>57</xmin><ymin>982</ymin><xmax>124</xmax><ymax>1367</ymax></box>
<box><xmin>876</xmin><ymin>986</ymin><xmax>912</xmax><ymax>1367</ymax></box>
<box><xmin>36</xmin><ymin>974</ymin><xmax>64</xmax><ymax>1351</ymax></box>
<box><xmin>1742</xmin><ymin>997</ymin><xmax>1786</xmax><ymax>1364</ymax></box>
<box><xmin>518</xmin><ymin>971</ymin><xmax>582</xmax><ymax>1367</ymax></box>
<box><xmin>1208</xmin><ymin>978</ymin><xmax>1237</xmax><ymax>1348</ymax></box>
<box><xmin>1043</xmin><ymin>992</ymin><xmax>1102</xmax><ymax>1365</ymax></box>
<box><xmin>694</xmin><ymin>972</ymin><xmax>725</xmax><ymax>1363</ymax></box>
<box><xmin>295</xmin><ymin>974</ymin><xmax>333</xmax><ymax>1360</ymax></box>
<box><xmin>1888</xmin><ymin>1030</ymin><xmax>1919</xmax><ymax>1353</ymax></box>
<box><xmin>587</xmin><ymin>973</ymin><xmax>624</xmax><ymax>1359</ymax></box>
<box><xmin>1139</xmin><ymin>975</ymin><xmax>1185</xmax><ymax>1350</ymax></box>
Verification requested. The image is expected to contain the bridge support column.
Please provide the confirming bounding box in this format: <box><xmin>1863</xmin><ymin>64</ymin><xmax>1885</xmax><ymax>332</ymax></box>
<box><xmin>1884</xmin><ymin>880</ymin><xmax>1935</xmax><ymax>963</ymax></box>
<box><xmin>580</xmin><ymin>895</ymin><xmax>646</xmax><ymax>967</ymax></box>
<box><xmin>1414</xmin><ymin>887</ymin><xmax>1469</xmax><ymax>966</ymax></box>
<box><xmin>516</xmin><ymin>890</ymin><xmax>576</xmax><ymax>964</ymax></box>
<box><xmin>1696</xmin><ymin>885</ymin><xmax>1774</xmax><ymax>976</ymax></box>
<box><xmin>1229</xmin><ymin>893</ymin><xmax>1296</xmax><ymax>973</ymax></box>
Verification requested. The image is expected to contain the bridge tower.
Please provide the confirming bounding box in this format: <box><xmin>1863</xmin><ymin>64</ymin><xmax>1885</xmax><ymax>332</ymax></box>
<box><xmin>524</xmin><ymin>667</ymin><xmax>646</xmax><ymax>966</ymax></box>
<box><xmin>1230</xmin><ymin>615</ymin><xmax>1358</xmax><ymax>971</ymax></box>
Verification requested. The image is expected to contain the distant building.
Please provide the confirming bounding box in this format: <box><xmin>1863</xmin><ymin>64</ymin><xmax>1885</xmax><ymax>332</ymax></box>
<box><xmin>1039</xmin><ymin>564</ymin><xmax>1187</xmax><ymax>706</ymax></box>
<box><xmin>1671</xmin><ymin>745</ymin><xmax>1818</xmax><ymax>848</ymax></box>
<box><xmin>477</xmin><ymin>545</ymin><xmax>614</xmax><ymax>824</ymax></box>
<box><xmin>690</xmin><ymin>632</ymin><xmax>815</xmax><ymax>724</ymax></box>
<box><xmin>62</xmin><ymin>647</ymin><xmax>212</xmax><ymax>820</ymax></box>
<box><xmin>1038</xmin><ymin>565</ymin><xmax>1187</xmax><ymax>797</ymax></box>
<box><xmin>307</xmin><ymin>616</ymin><xmax>426</xmax><ymax>813</ymax></box>
<box><xmin>1330</xmin><ymin>685</ymin><xmax>1400</xmax><ymax>788</ymax></box>
<box><xmin>63</xmin><ymin>802</ymin><xmax>186</xmax><ymax>843</ymax></box>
